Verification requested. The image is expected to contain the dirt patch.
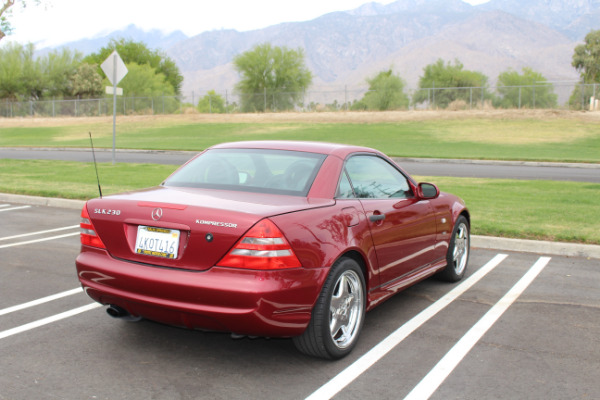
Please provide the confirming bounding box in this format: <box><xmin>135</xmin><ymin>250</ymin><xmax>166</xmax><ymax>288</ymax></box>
<box><xmin>1</xmin><ymin>109</ymin><xmax>599</xmax><ymax>127</ymax></box>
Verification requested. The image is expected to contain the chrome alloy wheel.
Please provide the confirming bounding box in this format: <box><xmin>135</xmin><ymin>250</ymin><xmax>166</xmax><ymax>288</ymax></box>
<box><xmin>293</xmin><ymin>257</ymin><xmax>366</xmax><ymax>359</ymax></box>
<box><xmin>452</xmin><ymin>221</ymin><xmax>469</xmax><ymax>276</ymax></box>
<box><xmin>329</xmin><ymin>269</ymin><xmax>364</xmax><ymax>349</ymax></box>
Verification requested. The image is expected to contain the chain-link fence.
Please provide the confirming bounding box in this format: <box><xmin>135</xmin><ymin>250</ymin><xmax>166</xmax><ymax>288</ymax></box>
<box><xmin>0</xmin><ymin>95</ymin><xmax>183</xmax><ymax>118</ymax></box>
<box><xmin>1</xmin><ymin>83</ymin><xmax>599</xmax><ymax>118</ymax></box>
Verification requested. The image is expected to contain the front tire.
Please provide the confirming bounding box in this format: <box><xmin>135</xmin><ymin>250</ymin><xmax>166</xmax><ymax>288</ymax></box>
<box><xmin>439</xmin><ymin>215</ymin><xmax>470</xmax><ymax>282</ymax></box>
<box><xmin>293</xmin><ymin>257</ymin><xmax>366</xmax><ymax>359</ymax></box>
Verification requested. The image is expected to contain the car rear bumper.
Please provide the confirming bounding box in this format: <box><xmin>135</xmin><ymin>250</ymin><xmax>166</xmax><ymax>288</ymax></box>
<box><xmin>75</xmin><ymin>247</ymin><xmax>329</xmax><ymax>337</ymax></box>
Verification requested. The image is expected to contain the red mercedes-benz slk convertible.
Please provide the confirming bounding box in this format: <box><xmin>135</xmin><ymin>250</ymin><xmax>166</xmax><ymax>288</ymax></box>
<box><xmin>76</xmin><ymin>141</ymin><xmax>470</xmax><ymax>359</ymax></box>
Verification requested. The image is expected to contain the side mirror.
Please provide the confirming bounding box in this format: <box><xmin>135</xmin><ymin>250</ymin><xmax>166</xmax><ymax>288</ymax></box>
<box><xmin>418</xmin><ymin>182</ymin><xmax>439</xmax><ymax>199</ymax></box>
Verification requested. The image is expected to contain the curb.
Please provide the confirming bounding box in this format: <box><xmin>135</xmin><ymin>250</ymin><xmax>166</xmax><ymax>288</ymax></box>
<box><xmin>471</xmin><ymin>235</ymin><xmax>600</xmax><ymax>260</ymax></box>
<box><xmin>1</xmin><ymin>193</ymin><xmax>599</xmax><ymax>260</ymax></box>
<box><xmin>0</xmin><ymin>193</ymin><xmax>84</xmax><ymax>210</ymax></box>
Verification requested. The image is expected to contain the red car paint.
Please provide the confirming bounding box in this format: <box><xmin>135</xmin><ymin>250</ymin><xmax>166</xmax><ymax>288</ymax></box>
<box><xmin>76</xmin><ymin>141</ymin><xmax>468</xmax><ymax>341</ymax></box>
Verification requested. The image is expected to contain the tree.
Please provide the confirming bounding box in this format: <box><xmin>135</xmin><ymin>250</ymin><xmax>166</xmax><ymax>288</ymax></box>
<box><xmin>572</xmin><ymin>29</ymin><xmax>600</xmax><ymax>84</ymax></box>
<box><xmin>413</xmin><ymin>59</ymin><xmax>492</xmax><ymax>109</ymax></box>
<box><xmin>85</xmin><ymin>38</ymin><xmax>183</xmax><ymax>95</ymax></box>
<box><xmin>359</xmin><ymin>69</ymin><xmax>409</xmax><ymax>111</ymax></box>
<box><xmin>233</xmin><ymin>43</ymin><xmax>312</xmax><ymax>112</ymax></box>
<box><xmin>41</xmin><ymin>48</ymin><xmax>82</xmax><ymax>98</ymax></box>
<box><xmin>70</xmin><ymin>63</ymin><xmax>103</xmax><ymax>98</ymax></box>
<box><xmin>0</xmin><ymin>42</ymin><xmax>85</xmax><ymax>100</ymax></box>
<box><xmin>197</xmin><ymin>90</ymin><xmax>226</xmax><ymax>113</ymax></box>
<box><xmin>570</xmin><ymin>29</ymin><xmax>600</xmax><ymax>110</ymax></box>
<box><xmin>0</xmin><ymin>41</ymin><xmax>26</xmax><ymax>100</ymax></box>
<box><xmin>117</xmin><ymin>62</ymin><xmax>175</xmax><ymax>97</ymax></box>
<box><xmin>495</xmin><ymin>67</ymin><xmax>557</xmax><ymax>109</ymax></box>
<box><xmin>0</xmin><ymin>0</ymin><xmax>41</xmax><ymax>41</ymax></box>
<box><xmin>0</xmin><ymin>42</ymin><xmax>44</xmax><ymax>100</ymax></box>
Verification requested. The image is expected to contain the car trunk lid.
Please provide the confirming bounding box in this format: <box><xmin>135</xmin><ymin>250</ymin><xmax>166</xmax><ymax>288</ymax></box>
<box><xmin>85</xmin><ymin>186</ymin><xmax>333</xmax><ymax>271</ymax></box>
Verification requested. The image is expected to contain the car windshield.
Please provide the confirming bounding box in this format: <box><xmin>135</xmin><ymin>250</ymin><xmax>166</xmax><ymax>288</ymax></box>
<box><xmin>163</xmin><ymin>148</ymin><xmax>327</xmax><ymax>196</ymax></box>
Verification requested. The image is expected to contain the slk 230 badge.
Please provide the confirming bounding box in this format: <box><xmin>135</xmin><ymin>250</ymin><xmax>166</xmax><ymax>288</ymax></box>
<box><xmin>94</xmin><ymin>209</ymin><xmax>121</xmax><ymax>216</ymax></box>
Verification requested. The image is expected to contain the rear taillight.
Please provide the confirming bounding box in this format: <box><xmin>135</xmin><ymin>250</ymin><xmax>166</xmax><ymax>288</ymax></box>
<box><xmin>217</xmin><ymin>219</ymin><xmax>301</xmax><ymax>270</ymax></box>
<box><xmin>80</xmin><ymin>206</ymin><xmax>106</xmax><ymax>249</ymax></box>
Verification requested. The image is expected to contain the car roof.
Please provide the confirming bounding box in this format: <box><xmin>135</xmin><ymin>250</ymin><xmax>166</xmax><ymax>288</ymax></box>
<box><xmin>210</xmin><ymin>141</ymin><xmax>382</xmax><ymax>159</ymax></box>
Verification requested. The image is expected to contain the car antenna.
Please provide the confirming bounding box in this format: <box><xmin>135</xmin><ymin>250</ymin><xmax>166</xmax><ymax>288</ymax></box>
<box><xmin>88</xmin><ymin>132</ymin><xmax>103</xmax><ymax>198</ymax></box>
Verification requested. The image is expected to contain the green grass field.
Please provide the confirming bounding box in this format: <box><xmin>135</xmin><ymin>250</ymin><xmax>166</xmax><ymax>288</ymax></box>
<box><xmin>1</xmin><ymin>111</ymin><xmax>599</xmax><ymax>244</ymax></box>
<box><xmin>1</xmin><ymin>159</ymin><xmax>598</xmax><ymax>244</ymax></box>
<box><xmin>425</xmin><ymin>176</ymin><xmax>600</xmax><ymax>244</ymax></box>
<box><xmin>1</xmin><ymin>111</ymin><xmax>600</xmax><ymax>162</ymax></box>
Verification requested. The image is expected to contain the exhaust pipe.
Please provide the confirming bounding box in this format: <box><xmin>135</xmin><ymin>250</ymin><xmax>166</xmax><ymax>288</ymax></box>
<box><xmin>106</xmin><ymin>304</ymin><xmax>129</xmax><ymax>318</ymax></box>
<box><xmin>106</xmin><ymin>305</ymin><xmax>142</xmax><ymax>322</ymax></box>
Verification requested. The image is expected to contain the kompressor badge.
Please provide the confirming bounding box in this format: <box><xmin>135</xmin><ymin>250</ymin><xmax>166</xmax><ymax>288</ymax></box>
<box><xmin>195</xmin><ymin>219</ymin><xmax>237</xmax><ymax>228</ymax></box>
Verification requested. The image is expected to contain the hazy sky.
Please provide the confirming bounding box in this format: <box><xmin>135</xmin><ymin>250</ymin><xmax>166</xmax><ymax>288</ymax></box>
<box><xmin>5</xmin><ymin>0</ymin><xmax>490</xmax><ymax>48</ymax></box>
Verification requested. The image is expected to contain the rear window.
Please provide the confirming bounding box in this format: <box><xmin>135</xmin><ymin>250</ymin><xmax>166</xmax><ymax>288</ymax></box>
<box><xmin>163</xmin><ymin>148</ymin><xmax>327</xmax><ymax>196</ymax></box>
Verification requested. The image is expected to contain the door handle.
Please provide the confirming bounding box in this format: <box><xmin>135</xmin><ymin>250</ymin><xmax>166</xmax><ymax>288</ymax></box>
<box><xmin>369</xmin><ymin>214</ymin><xmax>386</xmax><ymax>222</ymax></box>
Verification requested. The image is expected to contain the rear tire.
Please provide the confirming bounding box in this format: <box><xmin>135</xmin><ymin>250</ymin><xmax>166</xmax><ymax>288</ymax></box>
<box><xmin>439</xmin><ymin>215</ymin><xmax>470</xmax><ymax>282</ymax></box>
<box><xmin>293</xmin><ymin>257</ymin><xmax>366</xmax><ymax>359</ymax></box>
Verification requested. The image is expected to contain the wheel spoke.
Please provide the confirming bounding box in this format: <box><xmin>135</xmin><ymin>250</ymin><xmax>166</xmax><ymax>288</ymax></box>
<box><xmin>337</xmin><ymin>275</ymin><xmax>350</xmax><ymax>297</ymax></box>
<box><xmin>330</xmin><ymin>292</ymin><xmax>344</xmax><ymax>312</ymax></box>
<box><xmin>330</xmin><ymin>314</ymin><xmax>342</xmax><ymax>337</ymax></box>
<box><xmin>453</xmin><ymin>238</ymin><xmax>465</xmax><ymax>261</ymax></box>
<box><xmin>337</xmin><ymin>325</ymin><xmax>350</xmax><ymax>343</ymax></box>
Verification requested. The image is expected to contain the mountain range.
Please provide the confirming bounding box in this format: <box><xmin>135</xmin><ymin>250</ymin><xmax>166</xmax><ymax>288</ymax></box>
<box><xmin>42</xmin><ymin>0</ymin><xmax>599</xmax><ymax>101</ymax></box>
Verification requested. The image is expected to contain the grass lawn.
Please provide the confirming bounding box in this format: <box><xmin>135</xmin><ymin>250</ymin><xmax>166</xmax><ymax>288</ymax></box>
<box><xmin>421</xmin><ymin>176</ymin><xmax>600</xmax><ymax>244</ymax></box>
<box><xmin>0</xmin><ymin>159</ymin><xmax>177</xmax><ymax>200</ymax></box>
<box><xmin>1</xmin><ymin>159</ymin><xmax>598</xmax><ymax>244</ymax></box>
<box><xmin>1</xmin><ymin>111</ymin><xmax>600</xmax><ymax>163</ymax></box>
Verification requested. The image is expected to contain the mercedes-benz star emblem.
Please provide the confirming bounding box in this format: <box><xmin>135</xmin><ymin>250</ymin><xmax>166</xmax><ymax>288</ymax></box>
<box><xmin>151</xmin><ymin>208</ymin><xmax>163</xmax><ymax>221</ymax></box>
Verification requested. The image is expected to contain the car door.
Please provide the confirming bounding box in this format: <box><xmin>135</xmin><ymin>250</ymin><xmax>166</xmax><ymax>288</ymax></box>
<box><xmin>343</xmin><ymin>155</ymin><xmax>438</xmax><ymax>287</ymax></box>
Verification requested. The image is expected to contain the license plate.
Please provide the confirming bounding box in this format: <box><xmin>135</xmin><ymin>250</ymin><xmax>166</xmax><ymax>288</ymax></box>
<box><xmin>135</xmin><ymin>226</ymin><xmax>180</xmax><ymax>259</ymax></box>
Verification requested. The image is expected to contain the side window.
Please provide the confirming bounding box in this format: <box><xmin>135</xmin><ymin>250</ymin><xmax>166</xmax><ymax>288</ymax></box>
<box><xmin>336</xmin><ymin>170</ymin><xmax>355</xmax><ymax>199</ymax></box>
<box><xmin>345</xmin><ymin>155</ymin><xmax>412</xmax><ymax>199</ymax></box>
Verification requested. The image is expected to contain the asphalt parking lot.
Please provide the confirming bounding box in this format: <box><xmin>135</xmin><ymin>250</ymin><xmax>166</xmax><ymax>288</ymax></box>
<box><xmin>1</xmin><ymin>202</ymin><xmax>598</xmax><ymax>399</ymax></box>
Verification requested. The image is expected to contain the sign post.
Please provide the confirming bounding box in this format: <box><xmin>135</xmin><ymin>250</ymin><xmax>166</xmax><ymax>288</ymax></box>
<box><xmin>101</xmin><ymin>51</ymin><xmax>128</xmax><ymax>164</ymax></box>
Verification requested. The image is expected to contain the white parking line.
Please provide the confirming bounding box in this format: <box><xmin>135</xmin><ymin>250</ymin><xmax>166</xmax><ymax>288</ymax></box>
<box><xmin>0</xmin><ymin>287</ymin><xmax>83</xmax><ymax>317</ymax></box>
<box><xmin>404</xmin><ymin>256</ymin><xmax>551</xmax><ymax>400</ymax></box>
<box><xmin>0</xmin><ymin>225</ymin><xmax>79</xmax><ymax>242</ymax></box>
<box><xmin>0</xmin><ymin>205</ymin><xmax>31</xmax><ymax>213</ymax></box>
<box><xmin>0</xmin><ymin>232</ymin><xmax>80</xmax><ymax>249</ymax></box>
<box><xmin>0</xmin><ymin>204</ymin><xmax>10</xmax><ymax>208</ymax></box>
<box><xmin>0</xmin><ymin>303</ymin><xmax>101</xmax><ymax>340</ymax></box>
<box><xmin>305</xmin><ymin>253</ymin><xmax>509</xmax><ymax>400</ymax></box>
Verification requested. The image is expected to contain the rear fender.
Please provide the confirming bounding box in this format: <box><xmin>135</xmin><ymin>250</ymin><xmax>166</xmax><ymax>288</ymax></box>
<box><xmin>270</xmin><ymin>200</ymin><xmax>378</xmax><ymax>285</ymax></box>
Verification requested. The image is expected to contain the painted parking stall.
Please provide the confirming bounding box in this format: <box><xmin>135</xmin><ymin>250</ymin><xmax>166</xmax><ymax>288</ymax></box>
<box><xmin>0</xmin><ymin>224</ymin><xmax>79</xmax><ymax>249</ymax></box>
<box><xmin>1</xmin><ymin>203</ymin><xmax>598</xmax><ymax>399</ymax></box>
<box><xmin>0</xmin><ymin>204</ymin><xmax>32</xmax><ymax>213</ymax></box>
<box><xmin>0</xmin><ymin>202</ymin><xmax>79</xmax><ymax>245</ymax></box>
<box><xmin>306</xmin><ymin>255</ymin><xmax>553</xmax><ymax>399</ymax></box>
<box><xmin>315</xmin><ymin>251</ymin><xmax>598</xmax><ymax>400</ymax></box>
<box><xmin>0</xmin><ymin>204</ymin><xmax>91</xmax><ymax>333</ymax></box>
<box><xmin>404</xmin><ymin>256</ymin><xmax>551</xmax><ymax>400</ymax></box>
